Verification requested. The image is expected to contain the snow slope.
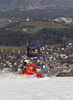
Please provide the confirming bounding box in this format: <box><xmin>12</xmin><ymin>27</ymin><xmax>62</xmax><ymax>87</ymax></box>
<box><xmin>0</xmin><ymin>72</ymin><xmax>73</xmax><ymax>100</ymax></box>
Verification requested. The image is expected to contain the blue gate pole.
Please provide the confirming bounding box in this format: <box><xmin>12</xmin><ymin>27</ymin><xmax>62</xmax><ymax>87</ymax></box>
<box><xmin>37</xmin><ymin>40</ymin><xmax>42</xmax><ymax>73</ymax></box>
<box><xmin>27</xmin><ymin>40</ymin><xmax>28</xmax><ymax>61</ymax></box>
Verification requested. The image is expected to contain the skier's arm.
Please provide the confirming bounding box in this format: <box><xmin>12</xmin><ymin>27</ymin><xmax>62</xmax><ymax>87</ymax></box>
<box><xmin>27</xmin><ymin>63</ymin><xmax>39</xmax><ymax>68</ymax></box>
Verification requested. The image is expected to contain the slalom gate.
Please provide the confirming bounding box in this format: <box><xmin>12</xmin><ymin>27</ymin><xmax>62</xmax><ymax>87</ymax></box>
<box><xmin>27</xmin><ymin>40</ymin><xmax>42</xmax><ymax>73</ymax></box>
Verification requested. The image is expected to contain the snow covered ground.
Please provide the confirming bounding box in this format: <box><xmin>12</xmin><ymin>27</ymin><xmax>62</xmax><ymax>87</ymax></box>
<box><xmin>0</xmin><ymin>72</ymin><xmax>73</xmax><ymax>100</ymax></box>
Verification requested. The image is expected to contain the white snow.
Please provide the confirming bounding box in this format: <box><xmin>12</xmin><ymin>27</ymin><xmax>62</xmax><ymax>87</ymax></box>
<box><xmin>0</xmin><ymin>72</ymin><xmax>73</xmax><ymax>100</ymax></box>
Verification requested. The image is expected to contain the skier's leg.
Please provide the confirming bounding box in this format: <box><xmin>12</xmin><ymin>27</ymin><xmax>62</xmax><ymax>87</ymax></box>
<box><xmin>22</xmin><ymin>68</ymin><xmax>43</xmax><ymax>77</ymax></box>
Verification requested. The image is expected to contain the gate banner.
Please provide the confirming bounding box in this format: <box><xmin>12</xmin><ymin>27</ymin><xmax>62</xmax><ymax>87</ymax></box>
<box><xmin>27</xmin><ymin>47</ymin><xmax>40</xmax><ymax>57</ymax></box>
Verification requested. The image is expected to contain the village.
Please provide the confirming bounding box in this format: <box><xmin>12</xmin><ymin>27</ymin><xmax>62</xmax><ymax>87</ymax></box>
<box><xmin>0</xmin><ymin>16</ymin><xmax>73</xmax><ymax>25</ymax></box>
<box><xmin>0</xmin><ymin>42</ymin><xmax>73</xmax><ymax>76</ymax></box>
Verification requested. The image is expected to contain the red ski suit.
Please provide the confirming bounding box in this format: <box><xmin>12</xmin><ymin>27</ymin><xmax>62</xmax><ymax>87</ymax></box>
<box><xmin>22</xmin><ymin>63</ymin><xmax>43</xmax><ymax>77</ymax></box>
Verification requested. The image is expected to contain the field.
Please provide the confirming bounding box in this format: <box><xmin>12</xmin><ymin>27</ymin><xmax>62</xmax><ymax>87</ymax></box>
<box><xmin>0</xmin><ymin>22</ymin><xmax>9</xmax><ymax>28</ymax></box>
<box><xmin>18</xmin><ymin>21</ymin><xmax>68</xmax><ymax>33</ymax></box>
<box><xmin>4</xmin><ymin>21</ymin><xmax>68</xmax><ymax>33</ymax></box>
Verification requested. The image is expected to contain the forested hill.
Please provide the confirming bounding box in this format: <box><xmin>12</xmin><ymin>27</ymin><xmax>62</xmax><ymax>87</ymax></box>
<box><xmin>0</xmin><ymin>0</ymin><xmax>73</xmax><ymax>11</ymax></box>
<box><xmin>0</xmin><ymin>28</ymin><xmax>73</xmax><ymax>46</ymax></box>
<box><xmin>0</xmin><ymin>21</ymin><xmax>73</xmax><ymax>46</ymax></box>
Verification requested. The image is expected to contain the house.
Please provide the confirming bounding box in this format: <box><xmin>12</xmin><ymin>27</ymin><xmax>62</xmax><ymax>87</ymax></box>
<box><xmin>60</xmin><ymin>54</ymin><xmax>66</xmax><ymax>58</ymax></box>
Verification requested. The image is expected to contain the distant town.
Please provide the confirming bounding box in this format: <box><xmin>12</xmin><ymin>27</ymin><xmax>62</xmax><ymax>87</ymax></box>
<box><xmin>0</xmin><ymin>41</ymin><xmax>73</xmax><ymax>76</ymax></box>
<box><xmin>0</xmin><ymin>17</ymin><xmax>73</xmax><ymax>25</ymax></box>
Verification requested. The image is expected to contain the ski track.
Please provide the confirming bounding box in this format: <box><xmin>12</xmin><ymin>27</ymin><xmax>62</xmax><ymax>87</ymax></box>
<box><xmin>0</xmin><ymin>72</ymin><xmax>73</xmax><ymax>100</ymax></box>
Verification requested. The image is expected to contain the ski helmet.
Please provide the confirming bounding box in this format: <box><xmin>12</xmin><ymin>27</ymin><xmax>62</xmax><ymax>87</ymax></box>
<box><xmin>23</xmin><ymin>59</ymin><xmax>28</xmax><ymax>63</ymax></box>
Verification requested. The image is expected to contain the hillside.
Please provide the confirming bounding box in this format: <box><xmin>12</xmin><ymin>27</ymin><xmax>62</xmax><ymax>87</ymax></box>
<box><xmin>0</xmin><ymin>0</ymin><xmax>73</xmax><ymax>11</ymax></box>
<box><xmin>0</xmin><ymin>0</ymin><xmax>73</xmax><ymax>20</ymax></box>
<box><xmin>0</xmin><ymin>20</ymin><xmax>73</xmax><ymax>46</ymax></box>
<box><xmin>4</xmin><ymin>21</ymin><xmax>68</xmax><ymax>33</ymax></box>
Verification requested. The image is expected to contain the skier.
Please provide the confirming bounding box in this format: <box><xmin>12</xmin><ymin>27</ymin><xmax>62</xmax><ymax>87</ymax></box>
<box><xmin>20</xmin><ymin>59</ymin><xmax>43</xmax><ymax>77</ymax></box>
